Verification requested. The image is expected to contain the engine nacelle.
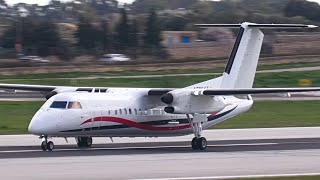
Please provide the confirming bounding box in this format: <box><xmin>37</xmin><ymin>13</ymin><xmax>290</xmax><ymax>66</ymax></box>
<box><xmin>161</xmin><ymin>90</ymin><xmax>226</xmax><ymax>114</ymax></box>
<box><xmin>45</xmin><ymin>91</ymin><xmax>58</xmax><ymax>100</ymax></box>
<box><xmin>45</xmin><ymin>87</ymin><xmax>78</xmax><ymax>100</ymax></box>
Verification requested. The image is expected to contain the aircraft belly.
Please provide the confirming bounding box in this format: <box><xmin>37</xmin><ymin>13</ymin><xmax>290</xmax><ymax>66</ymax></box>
<box><xmin>56</xmin><ymin>127</ymin><xmax>193</xmax><ymax>137</ymax></box>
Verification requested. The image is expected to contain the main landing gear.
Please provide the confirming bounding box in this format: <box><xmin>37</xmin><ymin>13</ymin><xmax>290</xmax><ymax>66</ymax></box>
<box><xmin>76</xmin><ymin>137</ymin><xmax>92</xmax><ymax>148</ymax></box>
<box><xmin>40</xmin><ymin>136</ymin><xmax>54</xmax><ymax>151</ymax></box>
<box><xmin>187</xmin><ymin>114</ymin><xmax>208</xmax><ymax>150</ymax></box>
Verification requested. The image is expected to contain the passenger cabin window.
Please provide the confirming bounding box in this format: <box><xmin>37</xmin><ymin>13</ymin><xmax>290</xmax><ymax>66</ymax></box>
<box><xmin>50</xmin><ymin>101</ymin><xmax>68</xmax><ymax>109</ymax></box>
<box><xmin>129</xmin><ymin>109</ymin><xmax>132</xmax><ymax>115</ymax></box>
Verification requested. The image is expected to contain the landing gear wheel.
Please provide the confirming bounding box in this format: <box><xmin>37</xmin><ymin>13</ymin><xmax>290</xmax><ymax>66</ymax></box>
<box><xmin>41</xmin><ymin>141</ymin><xmax>47</xmax><ymax>151</ymax></box>
<box><xmin>197</xmin><ymin>137</ymin><xmax>207</xmax><ymax>150</ymax></box>
<box><xmin>191</xmin><ymin>137</ymin><xmax>199</xmax><ymax>150</ymax></box>
<box><xmin>86</xmin><ymin>137</ymin><xmax>92</xmax><ymax>147</ymax></box>
<box><xmin>77</xmin><ymin>137</ymin><xmax>92</xmax><ymax>148</ymax></box>
<box><xmin>46</xmin><ymin>141</ymin><xmax>54</xmax><ymax>151</ymax></box>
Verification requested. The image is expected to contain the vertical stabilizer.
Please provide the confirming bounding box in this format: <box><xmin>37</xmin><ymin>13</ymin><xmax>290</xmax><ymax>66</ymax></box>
<box><xmin>191</xmin><ymin>23</ymin><xmax>316</xmax><ymax>89</ymax></box>
<box><xmin>220</xmin><ymin>23</ymin><xmax>264</xmax><ymax>88</ymax></box>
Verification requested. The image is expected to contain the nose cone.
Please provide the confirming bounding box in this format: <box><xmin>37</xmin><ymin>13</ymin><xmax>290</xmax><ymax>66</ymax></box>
<box><xmin>28</xmin><ymin>110</ymin><xmax>58</xmax><ymax>135</ymax></box>
<box><xmin>28</xmin><ymin>117</ymin><xmax>43</xmax><ymax>135</ymax></box>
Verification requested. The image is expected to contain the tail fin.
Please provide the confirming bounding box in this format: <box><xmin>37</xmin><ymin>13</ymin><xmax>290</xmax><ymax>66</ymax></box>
<box><xmin>196</xmin><ymin>22</ymin><xmax>316</xmax><ymax>89</ymax></box>
<box><xmin>221</xmin><ymin>23</ymin><xmax>263</xmax><ymax>88</ymax></box>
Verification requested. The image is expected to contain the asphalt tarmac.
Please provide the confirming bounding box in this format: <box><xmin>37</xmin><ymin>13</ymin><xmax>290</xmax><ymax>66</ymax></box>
<box><xmin>1</xmin><ymin>138</ymin><xmax>320</xmax><ymax>159</ymax></box>
<box><xmin>1</xmin><ymin>132</ymin><xmax>320</xmax><ymax>180</ymax></box>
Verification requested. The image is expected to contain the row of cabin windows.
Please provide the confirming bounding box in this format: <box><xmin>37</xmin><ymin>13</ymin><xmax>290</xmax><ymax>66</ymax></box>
<box><xmin>109</xmin><ymin>108</ymin><xmax>139</xmax><ymax>115</ymax></box>
<box><xmin>108</xmin><ymin>109</ymin><xmax>165</xmax><ymax>116</ymax></box>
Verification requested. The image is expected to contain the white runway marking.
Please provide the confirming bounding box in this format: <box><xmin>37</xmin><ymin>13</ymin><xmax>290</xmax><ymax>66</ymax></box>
<box><xmin>0</xmin><ymin>143</ymin><xmax>278</xmax><ymax>153</ymax></box>
<box><xmin>137</xmin><ymin>172</ymin><xmax>320</xmax><ymax>180</ymax></box>
<box><xmin>2</xmin><ymin>127</ymin><xmax>320</xmax><ymax>147</ymax></box>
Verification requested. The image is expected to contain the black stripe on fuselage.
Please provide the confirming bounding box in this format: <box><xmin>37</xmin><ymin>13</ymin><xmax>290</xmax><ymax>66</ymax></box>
<box><xmin>207</xmin><ymin>106</ymin><xmax>237</xmax><ymax>121</ymax></box>
<box><xmin>224</xmin><ymin>27</ymin><xmax>245</xmax><ymax>74</ymax></box>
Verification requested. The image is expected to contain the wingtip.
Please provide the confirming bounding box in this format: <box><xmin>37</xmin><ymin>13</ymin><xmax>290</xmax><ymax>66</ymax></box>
<box><xmin>307</xmin><ymin>25</ymin><xmax>318</xmax><ymax>28</ymax></box>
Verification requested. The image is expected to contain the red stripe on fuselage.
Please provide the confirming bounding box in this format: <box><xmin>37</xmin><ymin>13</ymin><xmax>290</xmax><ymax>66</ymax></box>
<box><xmin>81</xmin><ymin>116</ymin><xmax>191</xmax><ymax>131</ymax></box>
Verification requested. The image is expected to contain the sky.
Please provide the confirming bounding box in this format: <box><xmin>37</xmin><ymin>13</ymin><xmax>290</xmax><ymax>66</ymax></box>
<box><xmin>4</xmin><ymin>0</ymin><xmax>320</xmax><ymax>6</ymax></box>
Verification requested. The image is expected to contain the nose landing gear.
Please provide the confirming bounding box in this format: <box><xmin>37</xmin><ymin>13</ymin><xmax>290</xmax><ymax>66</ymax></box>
<box><xmin>40</xmin><ymin>136</ymin><xmax>54</xmax><ymax>151</ymax></box>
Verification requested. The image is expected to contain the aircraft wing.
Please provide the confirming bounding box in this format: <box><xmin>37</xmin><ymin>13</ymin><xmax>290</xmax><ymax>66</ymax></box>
<box><xmin>193</xmin><ymin>87</ymin><xmax>320</xmax><ymax>96</ymax></box>
<box><xmin>0</xmin><ymin>83</ymin><xmax>57</xmax><ymax>92</ymax></box>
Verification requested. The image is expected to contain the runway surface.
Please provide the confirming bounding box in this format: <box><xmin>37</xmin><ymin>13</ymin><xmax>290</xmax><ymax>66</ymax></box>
<box><xmin>1</xmin><ymin>127</ymin><xmax>320</xmax><ymax>180</ymax></box>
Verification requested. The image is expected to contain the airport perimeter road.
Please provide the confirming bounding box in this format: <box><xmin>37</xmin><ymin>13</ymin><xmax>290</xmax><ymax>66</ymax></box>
<box><xmin>1</xmin><ymin>127</ymin><xmax>320</xmax><ymax>180</ymax></box>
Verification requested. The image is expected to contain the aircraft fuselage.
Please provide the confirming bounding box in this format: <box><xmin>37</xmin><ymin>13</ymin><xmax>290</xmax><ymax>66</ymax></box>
<box><xmin>28</xmin><ymin>89</ymin><xmax>253</xmax><ymax>137</ymax></box>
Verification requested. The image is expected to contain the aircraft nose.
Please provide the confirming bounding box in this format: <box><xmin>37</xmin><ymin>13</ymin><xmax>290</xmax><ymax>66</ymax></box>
<box><xmin>28</xmin><ymin>118</ymin><xmax>43</xmax><ymax>135</ymax></box>
<box><xmin>28</xmin><ymin>110</ymin><xmax>60</xmax><ymax>135</ymax></box>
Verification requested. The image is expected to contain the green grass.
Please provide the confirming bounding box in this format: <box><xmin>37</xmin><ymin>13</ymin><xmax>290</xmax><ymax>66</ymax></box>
<box><xmin>0</xmin><ymin>68</ymin><xmax>220</xmax><ymax>80</ymax></box>
<box><xmin>1</xmin><ymin>70</ymin><xmax>320</xmax><ymax>88</ymax></box>
<box><xmin>233</xmin><ymin>176</ymin><xmax>320</xmax><ymax>180</ymax></box>
<box><xmin>257</xmin><ymin>61</ymin><xmax>320</xmax><ymax>71</ymax></box>
<box><xmin>0</xmin><ymin>101</ymin><xmax>44</xmax><ymax>134</ymax></box>
<box><xmin>214</xmin><ymin>101</ymin><xmax>320</xmax><ymax>129</ymax></box>
<box><xmin>0</xmin><ymin>61</ymin><xmax>319</xmax><ymax>80</ymax></box>
<box><xmin>1</xmin><ymin>101</ymin><xmax>320</xmax><ymax>134</ymax></box>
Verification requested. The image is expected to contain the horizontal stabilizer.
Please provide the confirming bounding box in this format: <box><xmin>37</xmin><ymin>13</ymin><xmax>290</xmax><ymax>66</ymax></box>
<box><xmin>195</xmin><ymin>23</ymin><xmax>317</xmax><ymax>29</ymax></box>
<box><xmin>193</xmin><ymin>88</ymin><xmax>320</xmax><ymax>96</ymax></box>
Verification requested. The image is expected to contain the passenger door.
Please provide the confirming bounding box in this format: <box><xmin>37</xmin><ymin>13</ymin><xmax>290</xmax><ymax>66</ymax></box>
<box><xmin>91</xmin><ymin>106</ymin><xmax>102</xmax><ymax>131</ymax></box>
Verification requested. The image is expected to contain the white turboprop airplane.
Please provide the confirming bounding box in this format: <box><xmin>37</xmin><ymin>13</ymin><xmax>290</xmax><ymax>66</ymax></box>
<box><xmin>1</xmin><ymin>22</ymin><xmax>319</xmax><ymax>151</ymax></box>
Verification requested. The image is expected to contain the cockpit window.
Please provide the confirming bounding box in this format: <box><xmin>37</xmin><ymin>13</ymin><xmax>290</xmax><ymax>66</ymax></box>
<box><xmin>68</xmin><ymin>101</ymin><xmax>82</xmax><ymax>109</ymax></box>
<box><xmin>50</xmin><ymin>101</ymin><xmax>68</xmax><ymax>109</ymax></box>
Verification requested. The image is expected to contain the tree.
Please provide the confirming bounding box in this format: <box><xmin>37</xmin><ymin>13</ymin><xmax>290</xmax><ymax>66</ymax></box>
<box><xmin>0</xmin><ymin>23</ymin><xmax>16</xmax><ymax>49</ymax></box>
<box><xmin>89</xmin><ymin>0</ymin><xmax>118</xmax><ymax>15</ymax></box>
<box><xmin>284</xmin><ymin>0</ymin><xmax>320</xmax><ymax>21</ymax></box>
<box><xmin>115</xmin><ymin>8</ymin><xmax>130</xmax><ymax>50</ymax></box>
<box><xmin>33</xmin><ymin>21</ymin><xmax>61</xmax><ymax>56</ymax></box>
<box><xmin>168</xmin><ymin>0</ymin><xmax>198</xmax><ymax>9</ymax></box>
<box><xmin>131</xmin><ymin>0</ymin><xmax>168</xmax><ymax>14</ymax></box>
<box><xmin>0</xmin><ymin>18</ymin><xmax>63</xmax><ymax>57</ymax></box>
<box><xmin>144</xmin><ymin>9</ymin><xmax>161</xmax><ymax>47</ymax></box>
<box><xmin>160</xmin><ymin>15</ymin><xmax>189</xmax><ymax>31</ymax></box>
<box><xmin>75</xmin><ymin>16</ymin><xmax>101</xmax><ymax>51</ymax></box>
<box><xmin>0</xmin><ymin>0</ymin><xmax>7</xmax><ymax>7</ymax></box>
<box><xmin>128</xmin><ymin>20</ymin><xmax>139</xmax><ymax>48</ymax></box>
<box><xmin>100</xmin><ymin>20</ymin><xmax>111</xmax><ymax>53</ymax></box>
